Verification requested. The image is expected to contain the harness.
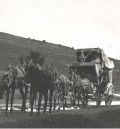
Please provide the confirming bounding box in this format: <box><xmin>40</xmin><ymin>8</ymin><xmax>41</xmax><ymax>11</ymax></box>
<box><xmin>105</xmin><ymin>83</ymin><xmax>114</xmax><ymax>95</ymax></box>
<box><xmin>4</xmin><ymin>70</ymin><xmax>16</xmax><ymax>88</ymax></box>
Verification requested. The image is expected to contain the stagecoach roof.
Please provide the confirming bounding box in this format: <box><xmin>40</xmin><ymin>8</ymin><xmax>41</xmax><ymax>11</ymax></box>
<box><xmin>70</xmin><ymin>62</ymin><xmax>98</xmax><ymax>68</ymax></box>
<box><xmin>76</xmin><ymin>48</ymin><xmax>102</xmax><ymax>52</ymax></box>
<box><xmin>74</xmin><ymin>48</ymin><xmax>114</xmax><ymax>69</ymax></box>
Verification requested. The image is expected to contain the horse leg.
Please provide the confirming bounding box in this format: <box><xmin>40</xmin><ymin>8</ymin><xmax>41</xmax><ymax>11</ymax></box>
<box><xmin>63</xmin><ymin>97</ymin><xmax>65</xmax><ymax>110</ymax></box>
<box><xmin>5</xmin><ymin>87</ymin><xmax>10</xmax><ymax>114</ymax></box>
<box><xmin>78</xmin><ymin>90</ymin><xmax>81</xmax><ymax>108</ymax></box>
<box><xmin>97</xmin><ymin>94</ymin><xmax>101</xmax><ymax>108</ymax></box>
<box><xmin>85</xmin><ymin>95</ymin><xmax>88</xmax><ymax>106</ymax></box>
<box><xmin>64</xmin><ymin>92</ymin><xmax>67</xmax><ymax>107</ymax></box>
<box><xmin>59</xmin><ymin>92</ymin><xmax>64</xmax><ymax>110</ymax></box>
<box><xmin>30</xmin><ymin>91</ymin><xmax>36</xmax><ymax>116</ymax></box>
<box><xmin>10</xmin><ymin>86</ymin><xmax>15</xmax><ymax>113</ymax></box>
<box><xmin>57</xmin><ymin>94</ymin><xmax>61</xmax><ymax>110</ymax></box>
<box><xmin>37</xmin><ymin>91</ymin><xmax>42</xmax><ymax>116</ymax></box>
<box><xmin>73</xmin><ymin>88</ymin><xmax>76</xmax><ymax>107</ymax></box>
<box><xmin>78</xmin><ymin>94</ymin><xmax>80</xmax><ymax>108</ymax></box>
<box><xmin>106</xmin><ymin>95</ymin><xmax>112</xmax><ymax>106</ymax></box>
<box><xmin>29</xmin><ymin>86</ymin><xmax>32</xmax><ymax>109</ymax></box>
<box><xmin>73</xmin><ymin>95</ymin><xmax>76</xmax><ymax>107</ymax></box>
<box><xmin>24</xmin><ymin>86</ymin><xmax>28</xmax><ymax>110</ymax></box>
<box><xmin>105</xmin><ymin>94</ymin><xmax>108</xmax><ymax>107</ymax></box>
<box><xmin>78</xmin><ymin>99</ymin><xmax>80</xmax><ymax>108</ymax></box>
<box><xmin>53</xmin><ymin>98</ymin><xmax>56</xmax><ymax>111</ymax></box>
<box><xmin>34</xmin><ymin>93</ymin><xmax>37</xmax><ymax>109</ymax></box>
<box><xmin>43</xmin><ymin>91</ymin><xmax>48</xmax><ymax>113</ymax></box>
<box><xmin>53</xmin><ymin>91</ymin><xmax>56</xmax><ymax>111</ymax></box>
<box><xmin>49</xmin><ymin>90</ymin><xmax>53</xmax><ymax>113</ymax></box>
<box><xmin>107</xmin><ymin>96</ymin><xmax>110</xmax><ymax>106</ymax></box>
<box><xmin>109</xmin><ymin>95</ymin><xmax>113</xmax><ymax>106</ymax></box>
<box><xmin>62</xmin><ymin>93</ymin><xmax>65</xmax><ymax>111</ymax></box>
<box><xmin>18</xmin><ymin>86</ymin><xmax>26</xmax><ymax>112</ymax></box>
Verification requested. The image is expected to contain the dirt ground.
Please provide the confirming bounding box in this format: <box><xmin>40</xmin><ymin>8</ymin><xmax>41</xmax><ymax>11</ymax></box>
<box><xmin>0</xmin><ymin>104</ymin><xmax>119</xmax><ymax>127</ymax></box>
<box><xmin>0</xmin><ymin>94</ymin><xmax>119</xmax><ymax>128</ymax></box>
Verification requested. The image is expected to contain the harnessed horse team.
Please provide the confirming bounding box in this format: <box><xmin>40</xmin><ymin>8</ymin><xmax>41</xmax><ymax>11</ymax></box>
<box><xmin>0</xmin><ymin>61</ymin><xmax>114</xmax><ymax>116</ymax></box>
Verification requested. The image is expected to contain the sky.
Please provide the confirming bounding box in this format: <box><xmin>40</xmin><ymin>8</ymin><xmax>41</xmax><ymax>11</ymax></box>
<box><xmin>0</xmin><ymin>0</ymin><xmax>120</xmax><ymax>59</ymax></box>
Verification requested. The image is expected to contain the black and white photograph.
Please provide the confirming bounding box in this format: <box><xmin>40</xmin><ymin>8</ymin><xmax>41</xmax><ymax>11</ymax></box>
<box><xmin>0</xmin><ymin>0</ymin><xmax>119</xmax><ymax>128</ymax></box>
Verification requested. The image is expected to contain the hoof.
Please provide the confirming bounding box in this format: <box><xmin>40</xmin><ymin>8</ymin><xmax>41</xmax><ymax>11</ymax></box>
<box><xmin>63</xmin><ymin>105</ymin><xmax>65</xmax><ymax>110</ymax></box>
<box><xmin>43</xmin><ymin>111</ymin><xmax>46</xmax><ymax>113</ymax></box>
<box><xmin>49</xmin><ymin>110</ymin><xmax>52</xmax><ymax>113</ymax></box>
<box><xmin>4</xmin><ymin>111</ymin><xmax>8</xmax><ymax>114</ymax></box>
<box><xmin>21</xmin><ymin>108</ymin><xmax>23</xmax><ymax>112</ymax></box>
<box><xmin>10</xmin><ymin>109</ymin><xmax>13</xmax><ymax>113</ymax></box>
<box><xmin>21</xmin><ymin>108</ymin><xmax>25</xmax><ymax>113</ymax></box>
<box><xmin>58</xmin><ymin>107</ymin><xmax>60</xmax><ymax>111</ymax></box>
<box><xmin>53</xmin><ymin>107</ymin><xmax>56</xmax><ymax>111</ymax></box>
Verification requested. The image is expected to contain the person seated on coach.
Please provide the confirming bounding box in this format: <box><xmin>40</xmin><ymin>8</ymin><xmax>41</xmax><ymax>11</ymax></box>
<box><xmin>78</xmin><ymin>52</ymin><xmax>85</xmax><ymax>63</ymax></box>
<box><xmin>91</xmin><ymin>53</ymin><xmax>101</xmax><ymax>64</ymax></box>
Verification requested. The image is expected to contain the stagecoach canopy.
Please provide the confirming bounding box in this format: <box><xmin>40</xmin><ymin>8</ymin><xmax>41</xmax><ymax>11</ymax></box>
<box><xmin>70</xmin><ymin>48</ymin><xmax>114</xmax><ymax>84</ymax></box>
<box><xmin>72</xmin><ymin>48</ymin><xmax>114</xmax><ymax>69</ymax></box>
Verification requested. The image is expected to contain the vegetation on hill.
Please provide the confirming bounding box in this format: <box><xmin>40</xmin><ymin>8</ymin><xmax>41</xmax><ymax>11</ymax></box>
<box><xmin>0</xmin><ymin>32</ymin><xmax>119</xmax><ymax>91</ymax></box>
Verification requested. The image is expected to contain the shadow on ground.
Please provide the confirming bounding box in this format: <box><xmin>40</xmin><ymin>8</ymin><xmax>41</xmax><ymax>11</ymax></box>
<box><xmin>0</xmin><ymin>113</ymin><xmax>102</xmax><ymax>128</ymax></box>
<box><xmin>96</xmin><ymin>109</ymin><xmax>120</xmax><ymax>128</ymax></box>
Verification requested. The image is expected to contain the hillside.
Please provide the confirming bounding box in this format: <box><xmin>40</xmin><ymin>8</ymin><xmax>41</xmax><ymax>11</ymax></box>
<box><xmin>0</xmin><ymin>32</ymin><xmax>119</xmax><ymax>91</ymax></box>
<box><xmin>0</xmin><ymin>32</ymin><xmax>76</xmax><ymax>75</ymax></box>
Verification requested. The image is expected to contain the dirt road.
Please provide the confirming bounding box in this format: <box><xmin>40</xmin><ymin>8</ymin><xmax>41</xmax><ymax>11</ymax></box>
<box><xmin>0</xmin><ymin>103</ymin><xmax>119</xmax><ymax>127</ymax></box>
<box><xmin>0</xmin><ymin>95</ymin><xmax>119</xmax><ymax>127</ymax></box>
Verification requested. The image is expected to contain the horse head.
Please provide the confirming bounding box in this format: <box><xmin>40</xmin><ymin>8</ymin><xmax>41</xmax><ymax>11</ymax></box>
<box><xmin>25</xmin><ymin>64</ymin><xmax>38</xmax><ymax>84</ymax></box>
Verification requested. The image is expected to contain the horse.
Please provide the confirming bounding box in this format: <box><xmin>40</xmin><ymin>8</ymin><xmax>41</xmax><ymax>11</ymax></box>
<box><xmin>1</xmin><ymin>65</ymin><xmax>28</xmax><ymax>113</ymax></box>
<box><xmin>96</xmin><ymin>68</ymin><xmax>114</xmax><ymax>107</ymax></box>
<box><xmin>104</xmin><ymin>82</ymin><xmax>114</xmax><ymax>107</ymax></box>
<box><xmin>69</xmin><ymin>70</ymin><xmax>96</xmax><ymax>107</ymax></box>
<box><xmin>53</xmin><ymin>73</ymin><xmax>71</xmax><ymax>110</ymax></box>
<box><xmin>45</xmin><ymin>65</ymin><xmax>59</xmax><ymax>111</ymax></box>
<box><xmin>69</xmin><ymin>71</ymin><xmax>83</xmax><ymax>107</ymax></box>
<box><xmin>53</xmin><ymin>78</ymin><xmax>61</xmax><ymax>110</ymax></box>
<box><xmin>25</xmin><ymin>64</ymin><xmax>54</xmax><ymax>116</ymax></box>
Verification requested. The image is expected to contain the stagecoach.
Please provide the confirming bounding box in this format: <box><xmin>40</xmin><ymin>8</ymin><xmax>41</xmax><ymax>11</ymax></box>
<box><xmin>69</xmin><ymin>48</ymin><xmax>114</xmax><ymax>107</ymax></box>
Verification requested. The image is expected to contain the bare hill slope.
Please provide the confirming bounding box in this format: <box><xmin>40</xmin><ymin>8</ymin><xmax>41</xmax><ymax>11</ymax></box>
<box><xmin>0</xmin><ymin>32</ymin><xmax>75</xmax><ymax>75</ymax></box>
